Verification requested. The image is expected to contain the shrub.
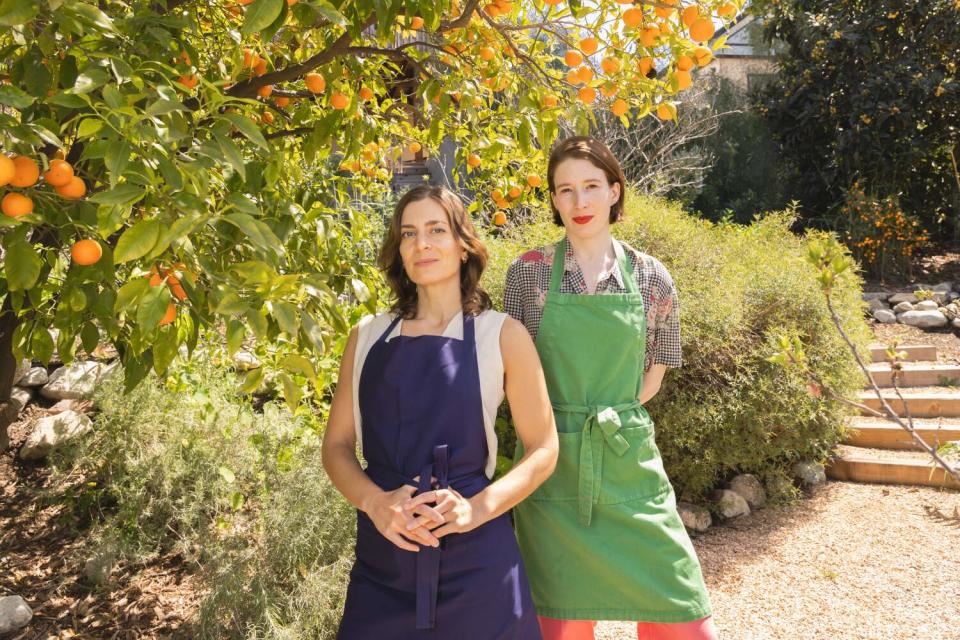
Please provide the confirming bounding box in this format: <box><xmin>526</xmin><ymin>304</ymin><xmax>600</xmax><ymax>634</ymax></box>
<box><xmin>482</xmin><ymin>193</ymin><xmax>871</xmax><ymax>502</ymax></box>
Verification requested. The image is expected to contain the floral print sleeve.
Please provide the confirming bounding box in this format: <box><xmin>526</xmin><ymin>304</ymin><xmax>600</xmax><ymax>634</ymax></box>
<box><xmin>642</xmin><ymin>256</ymin><xmax>682</xmax><ymax>369</ymax></box>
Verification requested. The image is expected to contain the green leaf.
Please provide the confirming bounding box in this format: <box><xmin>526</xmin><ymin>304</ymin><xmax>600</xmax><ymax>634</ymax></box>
<box><xmin>215</xmin><ymin>292</ymin><xmax>248</xmax><ymax>315</ymax></box>
<box><xmin>282</xmin><ymin>354</ymin><xmax>317</xmax><ymax>385</ymax></box>
<box><xmin>226</xmin><ymin>318</ymin><xmax>245</xmax><ymax>357</ymax></box>
<box><xmin>31</xmin><ymin>327</ymin><xmax>54</xmax><ymax>365</ymax></box>
<box><xmin>278</xmin><ymin>372</ymin><xmax>302</xmax><ymax>413</ymax></box>
<box><xmin>90</xmin><ymin>183</ymin><xmax>145</xmax><ymax>206</ymax></box>
<box><xmin>73</xmin><ymin>68</ymin><xmax>109</xmax><ymax>94</ymax></box>
<box><xmin>237</xmin><ymin>367</ymin><xmax>265</xmax><ymax>394</ymax></box>
<box><xmin>0</xmin><ymin>84</ymin><xmax>34</xmax><ymax>109</ymax></box>
<box><xmin>47</xmin><ymin>93</ymin><xmax>87</xmax><ymax>108</ymax></box>
<box><xmin>115</xmin><ymin>276</ymin><xmax>150</xmax><ymax>313</ymax></box>
<box><xmin>114</xmin><ymin>218</ymin><xmax>161</xmax><ymax>264</ymax></box>
<box><xmin>76</xmin><ymin>117</ymin><xmax>103</xmax><ymax>138</ymax></box>
<box><xmin>241</xmin><ymin>0</ymin><xmax>284</xmax><ymax>36</ymax></box>
<box><xmin>5</xmin><ymin>240</ymin><xmax>42</xmax><ymax>291</ymax></box>
<box><xmin>103</xmin><ymin>141</ymin><xmax>131</xmax><ymax>183</ymax></box>
<box><xmin>218</xmin><ymin>466</ymin><xmax>236</xmax><ymax>483</ymax></box>
<box><xmin>230</xmin><ymin>491</ymin><xmax>245</xmax><ymax>511</ymax></box>
<box><xmin>67</xmin><ymin>2</ymin><xmax>115</xmax><ymax>31</ymax></box>
<box><xmin>214</xmin><ymin>131</ymin><xmax>245</xmax><ymax>181</ymax></box>
<box><xmin>246</xmin><ymin>307</ymin><xmax>269</xmax><ymax>342</ymax></box>
<box><xmin>223</xmin><ymin>113</ymin><xmax>271</xmax><ymax>151</ymax></box>
<box><xmin>136</xmin><ymin>282</ymin><xmax>171</xmax><ymax>332</ymax></box>
<box><xmin>0</xmin><ymin>0</ymin><xmax>38</xmax><ymax>26</ymax></box>
<box><xmin>271</xmin><ymin>300</ymin><xmax>299</xmax><ymax>336</ymax></box>
<box><xmin>80</xmin><ymin>321</ymin><xmax>99</xmax><ymax>353</ymax></box>
<box><xmin>152</xmin><ymin>326</ymin><xmax>178</xmax><ymax>375</ymax></box>
<box><xmin>222</xmin><ymin>213</ymin><xmax>281</xmax><ymax>252</ymax></box>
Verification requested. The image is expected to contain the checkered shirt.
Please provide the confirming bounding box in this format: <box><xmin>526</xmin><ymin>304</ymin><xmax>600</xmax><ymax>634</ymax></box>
<box><xmin>503</xmin><ymin>239</ymin><xmax>682</xmax><ymax>370</ymax></box>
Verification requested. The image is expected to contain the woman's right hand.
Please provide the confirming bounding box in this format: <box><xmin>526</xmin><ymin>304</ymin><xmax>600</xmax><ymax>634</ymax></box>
<box><xmin>363</xmin><ymin>486</ymin><xmax>442</xmax><ymax>552</ymax></box>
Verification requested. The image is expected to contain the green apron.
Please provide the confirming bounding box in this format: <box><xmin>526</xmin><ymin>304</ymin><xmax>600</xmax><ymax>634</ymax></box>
<box><xmin>514</xmin><ymin>237</ymin><xmax>712</xmax><ymax>623</ymax></box>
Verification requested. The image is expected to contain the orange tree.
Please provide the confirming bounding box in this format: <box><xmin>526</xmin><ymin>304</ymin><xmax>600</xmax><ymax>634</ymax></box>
<box><xmin>0</xmin><ymin>0</ymin><xmax>738</xmax><ymax>441</ymax></box>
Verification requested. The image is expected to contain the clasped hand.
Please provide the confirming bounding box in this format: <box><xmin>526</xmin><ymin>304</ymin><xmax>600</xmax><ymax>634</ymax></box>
<box><xmin>366</xmin><ymin>478</ymin><xmax>483</xmax><ymax>552</ymax></box>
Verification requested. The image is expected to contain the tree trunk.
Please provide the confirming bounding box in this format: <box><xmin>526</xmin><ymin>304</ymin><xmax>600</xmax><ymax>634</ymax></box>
<box><xmin>0</xmin><ymin>295</ymin><xmax>20</xmax><ymax>451</ymax></box>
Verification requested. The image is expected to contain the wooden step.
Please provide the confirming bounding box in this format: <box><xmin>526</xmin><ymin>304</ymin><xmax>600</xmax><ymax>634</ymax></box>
<box><xmin>867</xmin><ymin>363</ymin><xmax>960</xmax><ymax>387</ymax></box>
<box><xmin>827</xmin><ymin>448</ymin><xmax>960</xmax><ymax>490</ymax></box>
<box><xmin>844</xmin><ymin>417</ymin><xmax>960</xmax><ymax>450</ymax></box>
<box><xmin>857</xmin><ymin>389</ymin><xmax>960</xmax><ymax>417</ymax></box>
<box><xmin>869</xmin><ymin>344</ymin><xmax>937</xmax><ymax>363</ymax></box>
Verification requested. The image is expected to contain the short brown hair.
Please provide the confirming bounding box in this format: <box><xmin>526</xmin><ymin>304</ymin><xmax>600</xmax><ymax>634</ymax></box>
<box><xmin>378</xmin><ymin>185</ymin><xmax>492</xmax><ymax>319</ymax></box>
<box><xmin>547</xmin><ymin>136</ymin><xmax>627</xmax><ymax>225</ymax></box>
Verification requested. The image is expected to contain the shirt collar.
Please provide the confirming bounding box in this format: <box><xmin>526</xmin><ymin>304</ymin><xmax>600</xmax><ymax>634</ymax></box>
<box><xmin>560</xmin><ymin>238</ymin><xmax>626</xmax><ymax>289</ymax></box>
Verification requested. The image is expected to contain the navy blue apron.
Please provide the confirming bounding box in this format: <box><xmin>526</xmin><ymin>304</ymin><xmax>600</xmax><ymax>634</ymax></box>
<box><xmin>337</xmin><ymin>313</ymin><xmax>542</xmax><ymax>639</ymax></box>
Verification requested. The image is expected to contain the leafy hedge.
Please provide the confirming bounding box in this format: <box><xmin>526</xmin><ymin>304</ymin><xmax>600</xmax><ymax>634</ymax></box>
<box><xmin>482</xmin><ymin>193</ymin><xmax>871</xmax><ymax>502</ymax></box>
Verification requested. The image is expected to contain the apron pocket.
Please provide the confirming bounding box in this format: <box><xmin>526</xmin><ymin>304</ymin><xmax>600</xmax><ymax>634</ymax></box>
<box><xmin>598</xmin><ymin>422</ymin><xmax>672</xmax><ymax>504</ymax></box>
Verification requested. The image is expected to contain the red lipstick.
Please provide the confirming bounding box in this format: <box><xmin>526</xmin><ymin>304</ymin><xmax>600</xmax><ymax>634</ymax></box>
<box><xmin>572</xmin><ymin>215</ymin><xmax>593</xmax><ymax>225</ymax></box>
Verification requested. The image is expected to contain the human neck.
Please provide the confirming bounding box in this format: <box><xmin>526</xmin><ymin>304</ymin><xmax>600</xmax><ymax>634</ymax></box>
<box><xmin>412</xmin><ymin>279</ymin><xmax>463</xmax><ymax>328</ymax></box>
<box><xmin>566</xmin><ymin>229</ymin><xmax>615</xmax><ymax>266</ymax></box>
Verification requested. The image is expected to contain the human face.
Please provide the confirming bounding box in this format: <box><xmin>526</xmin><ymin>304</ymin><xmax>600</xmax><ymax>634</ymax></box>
<box><xmin>550</xmin><ymin>157</ymin><xmax>621</xmax><ymax>239</ymax></box>
<box><xmin>398</xmin><ymin>197</ymin><xmax>466</xmax><ymax>287</ymax></box>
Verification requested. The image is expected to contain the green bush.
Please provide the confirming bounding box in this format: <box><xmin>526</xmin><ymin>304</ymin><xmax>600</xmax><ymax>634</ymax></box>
<box><xmin>482</xmin><ymin>193</ymin><xmax>871</xmax><ymax>502</ymax></box>
<box><xmin>48</xmin><ymin>346</ymin><xmax>355</xmax><ymax>639</ymax></box>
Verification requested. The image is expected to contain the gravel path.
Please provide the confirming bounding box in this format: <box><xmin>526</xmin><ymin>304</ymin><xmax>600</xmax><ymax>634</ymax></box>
<box><xmin>595</xmin><ymin>481</ymin><xmax>960</xmax><ymax>639</ymax></box>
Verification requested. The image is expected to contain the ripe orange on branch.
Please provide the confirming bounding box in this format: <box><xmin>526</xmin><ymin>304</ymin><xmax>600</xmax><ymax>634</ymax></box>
<box><xmin>56</xmin><ymin>176</ymin><xmax>86</xmax><ymax>200</ymax></box>
<box><xmin>71</xmin><ymin>239</ymin><xmax>103</xmax><ymax>266</ymax></box>
<box><xmin>44</xmin><ymin>159</ymin><xmax>74</xmax><ymax>187</ymax></box>
<box><xmin>305</xmin><ymin>73</ymin><xmax>326</xmax><ymax>93</ymax></box>
<box><xmin>2</xmin><ymin>192</ymin><xmax>32</xmax><ymax>217</ymax></box>
<box><xmin>0</xmin><ymin>155</ymin><xmax>16</xmax><ymax>186</ymax></box>
<box><xmin>11</xmin><ymin>156</ymin><xmax>39</xmax><ymax>187</ymax></box>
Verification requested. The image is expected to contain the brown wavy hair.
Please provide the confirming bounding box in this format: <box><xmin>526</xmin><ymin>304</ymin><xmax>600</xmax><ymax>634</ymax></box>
<box><xmin>378</xmin><ymin>185</ymin><xmax>492</xmax><ymax>319</ymax></box>
<box><xmin>547</xmin><ymin>135</ymin><xmax>627</xmax><ymax>225</ymax></box>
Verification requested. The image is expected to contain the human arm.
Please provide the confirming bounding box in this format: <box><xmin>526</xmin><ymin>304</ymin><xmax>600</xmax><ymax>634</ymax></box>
<box><xmin>639</xmin><ymin>363</ymin><xmax>667</xmax><ymax>404</ymax></box>
<box><xmin>639</xmin><ymin>257</ymin><xmax>682</xmax><ymax>404</ymax></box>
<box><xmin>321</xmin><ymin>326</ymin><xmax>441</xmax><ymax>551</ymax></box>
<box><xmin>404</xmin><ymin>316</ymin><xmax>558</xmax><ymax>537</ymax></box>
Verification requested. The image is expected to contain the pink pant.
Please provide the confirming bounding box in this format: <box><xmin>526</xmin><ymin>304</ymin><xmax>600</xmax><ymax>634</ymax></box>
<box><xmin>538</xmin><ymin>615</ymin><xmax>719</xmax><ymax>640</ymax></box>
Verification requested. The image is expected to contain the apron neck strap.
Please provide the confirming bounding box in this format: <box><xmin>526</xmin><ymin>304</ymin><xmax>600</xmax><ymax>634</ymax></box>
<box><xmin>550</xmin><ymin>237</ymin><xmax>639</xmax><ymax>294</ymax></box>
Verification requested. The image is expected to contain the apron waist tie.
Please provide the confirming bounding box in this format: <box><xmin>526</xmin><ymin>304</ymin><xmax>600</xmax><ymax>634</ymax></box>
<box><xmin>415</xmin><ymin>444</ymin><xmax>448</xmax><ymax>630</ymax></box>
<box><xmin>552</xmin><ymin>401</ymin><xmax>642</xmax><ymax>526</ymax></box>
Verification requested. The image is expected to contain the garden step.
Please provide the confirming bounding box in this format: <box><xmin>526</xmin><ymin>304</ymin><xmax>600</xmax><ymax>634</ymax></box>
<box><xmin>844</xmin><ymin>417</ymin><xmax>960</xmax><ymax>450</ymax></box>
<box><xmin>869</xmin><ymin>344</ymin><xmax>937</xmax><ymax>363</ymax></box>
<box><xmin>856</xmin><ymin>389</ymin><xmax>960</xmax><ymax>417</ymax></box>
<box><xmin>867</xmin><ymin>363</ymin><xmax>960</xmax><ymax>387</ymax></box>
<box><xmin>826</xmin><ymin>445</ymin><xmax>960</xmax><ymax>490</ymax></box>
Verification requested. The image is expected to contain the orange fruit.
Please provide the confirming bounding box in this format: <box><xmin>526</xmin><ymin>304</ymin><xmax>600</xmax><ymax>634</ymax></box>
<box><xmin>407</xmin><ymin>141</ymin><xmax>422</xmax><ymax>154</ymax></box>
<box><xmin>508</xmin><ymin>186</ymin><xmax>522</xmax><ymax>199</ymax></box>
<box><xmin>255</xmin><ymin>58</ymin><xmax>268</xmax><ymax>76</ymax></box>
<box><xmin>71</xmin><ymin>239</ymin><xmax>102</xmax><ymax>266</ymax></box>
<box><xmin>359</xmin><ymin>86</ymin><xmax>374</xmax><ymax>101</ymax></box>
<box><xmin>717</xmin><ymin>3</ymin><xmax>738</xmax><ymax>17</ymax></box>
<box><xmin>600</xmin><ymin>82</ymin><xmax>619</xmax><ymax>97</ymax></box>
<box><xmin>492</xmin><ymin>211</ymin><xmax>507</xmax><ymax>226</ymax></box>
<box><xmin>654</xmin><ymin>4</ymin><xmax>675</xmax><ymax>18</ymax></box>
<box><xmin>601</xmin><ymin>56</ymin><xmax>621</xmax><ymax>74</ymax></box>
<box><xmin>0</xmin><ymin>155</ymin><xmax>15</xmax><ymax>186</ymax></box>
<box><xmin>43</xmin><ymin>159</ymin><xmax>74</xmax><ymax>187</ymax></box>
<box><xmin>257</xmin><ymin>84</ymin><xmax>273</xmax><ymax>97</ymax></box>
<box><xmin>640</xmin><ymin>27</ymin><xmax>661</xmax><ymax>48</ymax></box>
<box><xmin>491</xmin><ymin>188</ymin><xmax>504</xmax><ymax>202</ymax></box>
<box><xmin>527</xmin><ymin>174</ymin><xmax>542</xmax><ymax>188</ymax></box>
<box><xmin>690</xmin><ymin>18</ymin><xmax>715</xmax><ymax>42</ymax></box>
<box><xmin>305</xmin><ymin>73</ymin><xmax>326</xmax><ymax>93</ymax></box>
<box><xmin>242</xmin><ymin>48</ymin><xmax>256</xmax><ymax>69</ymax></box>
<box><xmin>564</xmin><ymin>50</ymin><xmax>583</xmax><ymax>67</ymax></box>
<box><xmin>331</xmin><ymin>92</ymin><xmax>349</xmax><ymax>109</ymax></box>
<box><xmin>159</xmin><ymin>302</ymin><xmax>177</xmax><ymax>326</ymax></box>
<box><xmin>467</xmin><ymin>153</ymin><xmax>481</xmax><ymax>168</ymax></box>
<box><xmin>274</xmin><ymin>96</ymin><xmax>290</xmax><ymax>108</ymax></box>
<box><xmin>656</xmin><ymin>103</ymin><xmax>674</xmax><ymax>120</ymax></box>
<box><xmin>637</xmin><ymin>57</ymin><xmax>654</xmax><ymax>76</ymax></box>
<box><xmin>675</xmin><ymin>69</ymin><xmax>692</xmax><ymax>90</ymax></box>
<box><xmin>1</xmin><ymin>192</ymin><xmax>32</xmax><ymax>217</ymax></box>
<box><xmin>578</xmin><ymin>86</ymin><xmax>597</xmax><ymax>104</ymax></box>
<box><xmin>56</xmin><ymin>176</ymin><xmax>86</xmax><ymax>199</ymax></box>
<box><xmin>577</xmin><ymin>66</ymin><xmax>594</xmax><ymax>83</ymax></box>
<box><xmin>11</xmin><ymin>156</ymin><xmax>39</xmax><ymax>187</ymax></box>
<box><xmin>681</xmin><ymin>5</ymin><xmax>700</xmax><ymax>27</ymax></box>
<box><xmin>262</xmin><ymin>111</ymin><xmax>275</xmax><ymax>124</ymax></box>
<box><xmin>542</xmin><ymin>94</ymin><xmax>558</xmax><ymax>108</ymax></box>
<box><xmin>543</xmin><ymin>0</ymin><xmax>563</xmax><ymax>4</ymax></box>
<box><xmin>622</xmin><ymin>8</ymin><xmax>643</xmax><ymax>27</ymax></box>
<box><xmin>566</xmin><ymin>69</ymin><xmax>582</xmax><ymax>85</ymax></box>
<box><xmin>410</xmin><ymin>16</ymin><xmax>425</xmax><ymax>30</ymax></box>
<box><xmin>693</xmin><ymin>46</ymin><xmax>713</xmax><ymax>66</ymax></box>
<box><xmin>287</xmin><ymin>0</ymin><xmax>298</xmax><ymax>5</ymax></box>
<box><xmin>611</xmin><ymin>98</ymin><xmax>629</xmax><ymax>117</ymax></box>
<box><xmin>676</xmin><ymin>55</ymin><xmax>694</xmax><ymax>71</ymax></box>
<box><xmin>579</xmin><ymin>37</ymin><xmax>598</xmax><ymax>55</ymax></box>
<box><xmin>480</xmin><ymin>46</ymin><xmax>496</xmax><ymax>61</ymax></box>
<box><xmin>177</xmin><ymin>74</ymin><xmax>198</xmax><ymax>90</ymax></box>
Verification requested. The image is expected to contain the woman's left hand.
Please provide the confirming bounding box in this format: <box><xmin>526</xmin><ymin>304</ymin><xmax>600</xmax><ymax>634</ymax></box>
<box><xmin>403</xmin><ymin>488</ymin><xmax>487</xmax><ymax>538</ymax></box>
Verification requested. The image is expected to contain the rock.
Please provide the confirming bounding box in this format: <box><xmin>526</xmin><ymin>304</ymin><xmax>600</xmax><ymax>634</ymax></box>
<box><xmin>9</xmin><ymin>387</ymin><xmax>32</xmax><ymax>414</ymax></box>
<box><xmin>40</xmin><ymin>361</ymin><xmax>118</xmax><ymax>400</ymax></box>
<box><xmin>713</xmin><ymin>489</ymin><xmax>750</xmax><ymax>519</ymax></box>
<box><xmin>19</xmin><ymin>410</ymin><xmax>93</xmax><ymax>460</ymax></box>
<box><xmin>233</xmin><ymin>350</ymin><xmax>261</xmax><ymax>371</ymax></box>
<box><xmin>729</xmin><ymin>474</ymin><xmax>767</xmax><ymax>509</ymax></box>
<box><xmin>677</xmin><ymin>502</ymin><xmax>712</xmax><ymax>532</ymax></box>
<box><xmin>948</xmin><ymin>292</ymin><xmax>960</xmax><ymax>303</ymax></box>
<box><xmin>48</xmin><ymin>398</ymin><xmax>95</xmax><ymax>415</ymax></box>
<box><xmin>867</xmin><ymin>299</ymin><xmax>890</xmax><ymax>312</ymax></box>
<box><xmin>892</xmin><ymin>301</ymin><xmax>915</xmax><ymax>313</ymax></box>
<box><xmin>941</xmin><ymin>303</ymin><xmax>960</xmax><ymax>321</ymax></box>
<box><xmin>915</xmin><ymin>299</ymin><xmax>940</xmax><ymax>311</ymax></box>
<box><xmin>0</xmin><ymin>595</ymin><xmax>32</xmax><ymax>634</ymax></box>
<box><xmin>792</xmin><ymin>460</ymin><xmax>826</xmax><ymax>487</ymax></box>
<box><xmin>953</xmin><ymin>318</ymin><xmax>960</xmax><ymax>330</ymax></box>
<box><xmin>898</xmin><ymin>310</ymin><xmax>948</xmax><ymax>328</ymax></box>
<box><xmin>888</xmin><ymin>292</ymin><xmax>918</xmax><ymax>305</ymax></box>
<box><xmin>932</xmin><ymin>281</ymin><xmax>953</xmax><ymax>293</ymax></box>
<box><xmin>12</xmin><ymin>359</ymin><xmax>31</xmax><ymax>386</ymax></box>
<box><xmin>873</xmin><ymin>309</ymin><xmax>897</xmax><ymax>323</ymax></box>
<box><xmin>862</xmin><ymin>292</ymin><xmax>889</xmax><ymax>302</ymax></box>
<box><xmin>17</xmin><ymin>367</ymin><xmax>48</xmax><ymax>387</ymax></box>
<box><xmin>83</xmin><ymin>548</ymin><xmax>118</xmax><ymax>585</ymax></box>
